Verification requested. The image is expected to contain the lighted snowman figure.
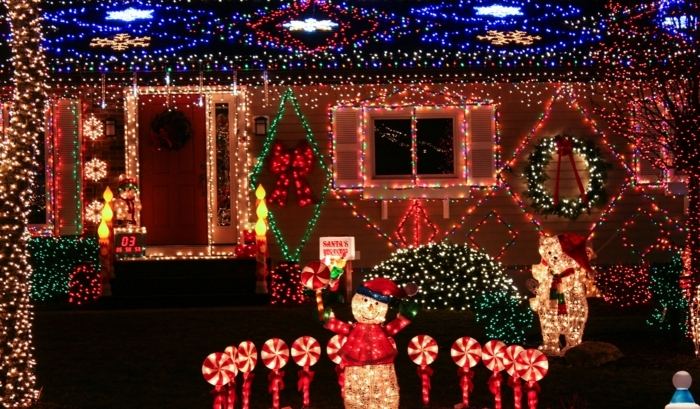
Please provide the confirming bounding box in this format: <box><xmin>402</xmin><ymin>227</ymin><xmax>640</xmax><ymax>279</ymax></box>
<box><xmin>114</xmin><ymin>175</ymin><xmax>142</xmax><ymax>226</ymax></box>
<box><xmin>666</xmin><ymin>371</ymin><xmax>700</xmax><ymax>409</ymax></box>
<box><xmin>324</xmin><ymin>277</ymin><xmax>417</xmax><ymax>409</ymax></box>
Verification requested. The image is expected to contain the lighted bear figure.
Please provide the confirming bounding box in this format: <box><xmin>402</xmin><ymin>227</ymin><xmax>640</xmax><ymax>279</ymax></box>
<box><xmin>324</xmin><ymin>277</ymin><xmax>417</xmax><ymax>409</ymax></box>
<box><xmin>530</xmin><ymin>233</ymin><xmax>598</xmax><ymax>356</ymax></box>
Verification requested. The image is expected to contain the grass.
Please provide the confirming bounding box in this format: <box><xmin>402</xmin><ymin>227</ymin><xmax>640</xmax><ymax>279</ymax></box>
<box><xmin>34</xmin><ymin>301</ymin><xmax>700</xmax><ymax>409</ymax></box>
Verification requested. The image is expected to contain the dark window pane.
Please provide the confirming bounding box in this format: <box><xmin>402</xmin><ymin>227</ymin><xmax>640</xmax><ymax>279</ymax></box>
<box><xmin>215</xmin><ymin>104</ymin><xmax>231</xmax><ymax>227</ymax></box>
<box><xmin>374</xmin><ymin>119</ymin><xmax>412</xmax><ymax>177</ymax></box>
<box><xmin>416</xmin><ymin>118</ymin><xmax>454</xmax><ymax>175</ymax></box>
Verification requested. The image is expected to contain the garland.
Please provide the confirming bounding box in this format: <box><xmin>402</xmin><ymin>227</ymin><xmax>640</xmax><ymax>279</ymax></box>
<box><xmin>150</xmin><ymin>110</ymin><xmax>192</xmax><ymax>151</ymax></box>
<box><xmin>524</xmin><ymin>135</ymin><xmax>609</xmax><ymax>220</ymax></box>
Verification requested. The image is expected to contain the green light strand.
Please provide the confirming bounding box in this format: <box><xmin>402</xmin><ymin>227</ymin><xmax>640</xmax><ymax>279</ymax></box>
<box><xmin>249</xmin><ymin>88</ymin><xmax>332</xmax><ymax>263</ymax></box>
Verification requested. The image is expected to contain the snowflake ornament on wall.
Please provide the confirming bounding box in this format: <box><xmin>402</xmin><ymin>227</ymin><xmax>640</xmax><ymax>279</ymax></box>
<box><xmin>85</xmin><ymin>158</ymin><xmax>108</xmax><ymax>182</ymax></box>
<box><xmin>83</xmin><ymin>114</ymin><xmax>103</xmax><ymax>141</ymax></box>
<box><xmin>84</xmin><ymin>200</ymin><xmax>104</xmax><ymax>224</ymax></box>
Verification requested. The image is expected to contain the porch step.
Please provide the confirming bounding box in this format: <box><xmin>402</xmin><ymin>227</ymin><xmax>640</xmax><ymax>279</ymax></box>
<box><xmin>110</xmin><ymin>258</ymin><xmax>266</xmax><ymax>307</ymax></box>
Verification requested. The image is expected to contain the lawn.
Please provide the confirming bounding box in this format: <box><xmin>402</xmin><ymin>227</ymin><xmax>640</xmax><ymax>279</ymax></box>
<box><xmin>34</xmin><ymin>301</ymin><xmax>700</xmax><ymax>409</ymax></box>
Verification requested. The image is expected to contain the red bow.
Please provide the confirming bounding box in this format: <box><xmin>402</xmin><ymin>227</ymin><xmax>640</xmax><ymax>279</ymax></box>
<box><xmin>554</xmin><ymin>136</ymin><xmax>587</xmax><ymax>206</ymax></box>
<box><xmin>269</xmin><ymin>141</ymin><xmax>314</xmax><ymax>207</ymax></box>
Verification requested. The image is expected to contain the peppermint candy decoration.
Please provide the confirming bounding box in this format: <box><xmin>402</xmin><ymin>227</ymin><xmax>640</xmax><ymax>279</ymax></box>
<box><xmin>262</xmin><ymin>338</ymin><xmax>290</xmax><ymax>370</ymax></box>
<box><xmin>236</xmin><ymin>341</ymin><xmax>258</xmax><ymax>373</ymax></box>
<box><xmin>451</xmin><ymin>337</ymin><xmax>481</xmax><ymax>368</ymax></box>
<box><xmin>326</xmin><ymin>335</ymin><xmax>347</xmax><ymax>365</ymax></box>
<box><xmin>408</xmin><ymin>335</ymin><xmax>439</xmax><ymax>366</ymax></box>
<box><xmin>301</xmin><ymin>261</ymin><xmax>331</xmax><ymax>290</ymax></box>
<box><xmin>224</xmin><ymin>345</ymin><xmax>239</xmax><ymax>377</ymax></box>
<box><xmin>516</xmin><ymin>349</ymin><xmax>549</xmax><ymax>382</ymax></box>
<box><xmin>292</xmin><ymin>336</ymin><xmax>321</xmax><ymax>367</ymax></box>
<box><xmin>504</xmin><ymin>345</ymin><xmax>525</xmax><ymax>377</ymax></box>
<box><xmin>202</xmin><ymin>352</ymin><xmax>236</xmax><ymax>386</ymax></box>
<box><xmin>482</xmin><ymin>340</ymin><xmax>507</xmax><ymax>372</ymax></box>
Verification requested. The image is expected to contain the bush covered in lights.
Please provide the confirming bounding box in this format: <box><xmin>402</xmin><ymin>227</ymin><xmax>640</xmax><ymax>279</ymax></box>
<box><xmin>370</xmin><ymin>242</ymin><xmax>533</xmax><ymax>343</ymax></box>
<box><xmin>647</xmin><ymin>254</ymin><xmax>688</xmax><ymax>337</ymax></box>
<box><xmin>28</xmin><ymin>236</ymin><xmax>99</xmax><ymax>302</ymax></box>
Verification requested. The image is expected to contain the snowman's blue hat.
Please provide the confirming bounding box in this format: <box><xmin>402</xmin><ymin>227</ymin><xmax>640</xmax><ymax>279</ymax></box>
<box><xmin>671</xmin><ymin>389</ymin><xmax>696</xmax><ymax>405</ymax></box>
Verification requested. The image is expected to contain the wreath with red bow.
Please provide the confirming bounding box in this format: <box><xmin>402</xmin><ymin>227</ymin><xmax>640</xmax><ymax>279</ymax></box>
<box><xmin>150</xmin><ymin>110</ymin><xmax>192</xmax><ymax>151</ymax></box>
<box><xmin>524</xmin><ymin>135</ymin><xmax>610</xmax><ymax>220</ymax></box>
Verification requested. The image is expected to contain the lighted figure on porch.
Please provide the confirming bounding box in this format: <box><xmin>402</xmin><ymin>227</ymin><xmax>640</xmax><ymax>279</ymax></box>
<box><xmin>530</xmin><ymin>233</ymin><xmax>598</xmax><ymax>355</ymax></box>
<box><xmin>323</xmin><ymin>277</ymin><xmax>418</xmax><ymax>409</ymax></box>
<box><xmin>113</xmin><ymin>175</ymin><xmax>141</xmax><ymax>226</ymax></box>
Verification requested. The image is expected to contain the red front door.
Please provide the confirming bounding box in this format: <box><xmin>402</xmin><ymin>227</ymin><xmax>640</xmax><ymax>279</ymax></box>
<box><xmin>138</xmin><ymin>95</ymin><xmax>207</xmax><ymax>245</ymax></box>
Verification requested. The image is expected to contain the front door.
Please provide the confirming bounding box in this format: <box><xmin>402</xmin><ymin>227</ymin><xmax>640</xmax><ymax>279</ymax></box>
<box><xmin>138</xmin><ymin>94</ymin><xmax>207</xmax><ymax>245</ymax></box>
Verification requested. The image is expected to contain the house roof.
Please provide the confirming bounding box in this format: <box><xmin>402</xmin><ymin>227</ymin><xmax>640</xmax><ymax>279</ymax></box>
<box><xmin>4</xmin><ymin>0</ymin><xmax>616</xmax><ymax>81</ymax></box>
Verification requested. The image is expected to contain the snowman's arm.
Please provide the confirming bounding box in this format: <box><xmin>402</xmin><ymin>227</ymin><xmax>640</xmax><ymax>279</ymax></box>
<box><xmin>324</xmin><ymin>317</ymin><xmax>352</xmax><ymax>335</ymax></box>
<box><xmin>384</xmin><ymin>314</ymin><xmax>411</xmax><ymax>336</ymax></box>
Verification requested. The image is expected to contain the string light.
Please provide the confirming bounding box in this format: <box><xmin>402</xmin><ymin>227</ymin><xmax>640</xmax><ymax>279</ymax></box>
<box><xmin>269</xmin><ymin>262</ymin><xmax>306</xmax><ymax>305</ymax></box>
<box><xmin>466</xmin><ymin>210</ymin><xmax>518</xmax><ymax>260</ymax></box>
<box><xmin>67</xmin><ymin>263</ymin><xmax>102</xmax><ymax>305</ymax></box>
<box><xmin>249</xmin><ymin>89</ymin><xmax>331</xmax><ymax>263</ymax></box>
<box><xmin>595</xmin><ymin>265</ymin><xmax>652</xmax><ymax>308</ymax></box>
<box><xmin>393</xmin><ymin>200</ymin><xmax>439</xmax><ymax>247</ymax></box>
<box><xmin>84</xmin><ymin>200</ymin><xmax>104</xmax><ymax>224</ymax></box>
<box><xmin>27</xmin><ymin>237</ymin><xmax>99</xmax><ymax>302</ymax></box>
<box><xmin>1</xmin><ymin>0</ymin><xmax>46</xmax><ymax>404</ymax></box>
<box><xmin>369</xmin><ymin>242</ymin><xmax>532</xmax><ymax>343</ymax></box>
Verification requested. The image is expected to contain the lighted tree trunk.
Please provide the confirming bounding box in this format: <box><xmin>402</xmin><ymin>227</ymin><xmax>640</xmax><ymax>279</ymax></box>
<box><xmin>0</xmin><ymin>0</ymin><xmax>46</xmax><ymax>406</ymax></box>
<box><xmin>688</xmin><ymin>171</ymin><xmax>700</xmax><ymax>286</ymax></box>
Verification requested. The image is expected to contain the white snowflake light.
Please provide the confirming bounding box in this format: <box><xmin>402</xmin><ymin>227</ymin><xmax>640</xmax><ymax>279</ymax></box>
<box><xmin>283</xmin><ymin>18</ymin><xmax>339</xmax><ymax>32</ymax></box>
<box><xmin>106</xmin><ymin>7</ymin><xmax>154</xmax><ymax>23</ymax></box>
<box><xmin>474</xmin><ymin>5</ymin><xmax>524</xmax><ymax>18</ymax></box>
<box><xmin>85</xmin><ymin>158</ymin><xmax>108</xmax><ymax>182</ymax></box>
<box><xmin>84</xmin><ymin>200</ymin><xmax>104</xmax><ymax>224</ymax></box>
<box><xmin>83</xmin><ymin>114</ymin><xmax>104</xmax><ymax>141</ymax></box>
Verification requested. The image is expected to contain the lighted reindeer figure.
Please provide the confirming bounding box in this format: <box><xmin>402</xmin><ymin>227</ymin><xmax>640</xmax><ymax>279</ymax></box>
<box><xmin>530</xmin><ymin>233</ymin><xmax>598</xmax><ymax>356</ymax></box>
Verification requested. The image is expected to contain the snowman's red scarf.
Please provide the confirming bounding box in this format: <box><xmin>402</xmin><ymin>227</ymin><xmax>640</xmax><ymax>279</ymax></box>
<box><xmin>549</xmin><ymin>268</ymin><xmax>575</xmax><ymax>315</ymax></box>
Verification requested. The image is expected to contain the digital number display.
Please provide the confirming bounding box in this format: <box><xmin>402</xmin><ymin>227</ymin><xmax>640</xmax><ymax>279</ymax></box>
<box><xmin>114</xmin><ymin>232</ymin><xmax>146</xmax><ymax>257</ymax></box>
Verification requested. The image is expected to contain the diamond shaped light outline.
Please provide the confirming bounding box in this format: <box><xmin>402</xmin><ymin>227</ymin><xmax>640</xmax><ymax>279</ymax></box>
<box><xmin>466</xmin><ymin>210</ymin><xmax>518</xmax><ymax>260</ymax></box>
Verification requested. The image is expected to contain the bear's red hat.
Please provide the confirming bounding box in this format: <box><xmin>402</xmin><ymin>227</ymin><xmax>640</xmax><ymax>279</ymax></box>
<box><xmin>557</xmin><ymin>233</ymin><xmax>593</xmax><ymax>273</ymax></box>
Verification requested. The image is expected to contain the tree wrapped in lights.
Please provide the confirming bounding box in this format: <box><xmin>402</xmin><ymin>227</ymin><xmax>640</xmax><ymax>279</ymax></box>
<box><xmin>370</xmin><ymin>242</ymin><xmax>533</xmax><ymax>343</ymax></box>
<box><xmin>647</xmin><ymin>253</ymin><xmax>689</xmax><ymax>337</ymax></box>
<box><xmin>592</xmin><ymin>1</ymin><xmax>700</xmax><ymax>287</ymax></box>
<box><xmin>1</xmin><ymin>0</ymin><xmax>46</xmax><ymax>405</ymax></box>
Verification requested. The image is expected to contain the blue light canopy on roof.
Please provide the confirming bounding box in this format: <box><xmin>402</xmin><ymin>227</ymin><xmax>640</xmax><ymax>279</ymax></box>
<box><xmin>34</xmin><ymin>0</ymin><xmax>610</xmax><ymax>74</ymax></box>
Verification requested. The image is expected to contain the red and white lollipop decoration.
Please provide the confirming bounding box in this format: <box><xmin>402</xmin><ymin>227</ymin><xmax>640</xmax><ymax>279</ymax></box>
<box><xmin>505</xmin><ymin>345</ymin><xmax>526</xmax><ymax>409</ymax></box>
<box><xmin>262</xmin><ymin>338</ymin><xmax>289</xmax><ymax>409</ymax></box>
<box><xmin>292</xmin><ymin>336</ymin><xmax>321</xmax><ymax>407</ymax></box>
<box><xmin>482</xmin><ymin>340</ymin><xmax>507</xmax><ymax>409</ymax></box>
<box><xmin>408</xmin><ymin>335</ymin><xmax>438</xmax><ymax>407</ymax></box>
<box><xmin>236</xmin><ymin>341</ymin><xmax>257</xmax><ymax>409</ymax></box>
<box><xmin>301</xmin><ymin>261</ymin><xmax>330</xmax><ymax>290</ymax></box>
<box><xmin>516</xmin><ymin>349</ymin><xmax>549</xmax><ymax>409</ymax></box>
<box><xmin>202</xmin><ymin>352</ymin><xmax>236</xmax><ymax>409</ymax></box>
<box><xmin>451</xmin><ymin>337</ymin><xmax>481</xmax><ymax>408</ymax></box>
<box><xmin>223</xmin><ymin>346</ymin><xmax>239</xmax><ymax>409</ymax></box>
<box><xmin>326</xmin><ymin>335</ymin><xmax>347</xmax><ymax>396</ymax></box>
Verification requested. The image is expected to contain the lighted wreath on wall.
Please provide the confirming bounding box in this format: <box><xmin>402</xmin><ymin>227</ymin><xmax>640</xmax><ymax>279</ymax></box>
<box><xmin>150</xmin><ymin>110</ymin><xmax>192</xmax><ymax>151</ymax></box>
<box><xmin>524</xmin><ymin>134</ymin><xmax>610</xmax><ymax>220</ymax></box>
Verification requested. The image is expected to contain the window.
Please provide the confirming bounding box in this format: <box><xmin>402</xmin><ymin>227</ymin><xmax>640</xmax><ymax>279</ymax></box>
<box><xmin>331</xmin><ymin>104</ymin><xmax>496</xmax><ymax>198</ymax></box>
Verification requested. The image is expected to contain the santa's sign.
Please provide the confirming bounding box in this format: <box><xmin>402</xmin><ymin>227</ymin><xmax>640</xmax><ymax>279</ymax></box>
<box><xmin>319</xmin><ymin>237</ymin><xmax>355</xmax><ymax>260</ymax></box>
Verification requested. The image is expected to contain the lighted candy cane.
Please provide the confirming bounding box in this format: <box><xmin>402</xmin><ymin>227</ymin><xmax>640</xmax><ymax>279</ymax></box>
<box><xmin>235</xmin><ymin>341</ymin><xmax>257</xmax><ymax>409</ymax></box>
<box><xmin>301</xmin><ymin>261</ymin><xmax>331</xmax><ymax>320</ymax></box>
<box><xmin>326</xmin><ymin>334</ymin><xmax>347</xmax><ymax>397</ymax></box>
<box><xmin>223</xmin><ymin>346</ymin><xmax>239</xmax><ymax>409</ymax></box>
<box><xmin>262</xmin><ymin>338</ymin><xmax>289</xmax><ymax>409</ymax></box>
<box><xmin>292</xmin><ymin>336</ymin><xmax>321</xmax><ymax>408</ymax></box>
<box><xmin>482</xmin><ymin>340</ymin><xmax>507</xmax><ymax>409</ymax></box>
<box><xmin>450</xmin><ymin>337</ymin><xmax>481</xmax><ymax>408</ymax></box>
<box><xmin>515</xmin><ymin>349</ymin><xmax>549</xmax><ymax>409</ymax></box>
<box><xmin>504</xmin><ymin>345</ymin><xmax>525</xmax><ymax>409</ymax></box>
<box><xmin>408</xmin><ymin>335</ymin><xmax>439</xmax><ymax>407</ymax></box>
<box><xmin>202</xmin><ymin>352</ymin><xmax>236</xmax><ymax>409</ymax></box>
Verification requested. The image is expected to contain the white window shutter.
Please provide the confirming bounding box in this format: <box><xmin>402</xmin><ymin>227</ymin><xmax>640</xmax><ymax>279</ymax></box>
<box><xmin>468</xmin><ymin>105</ymin><xmax>497</xmax><ymax>186</ymax></box>
<box><xmin>332</xmin><ymin>107</ymin><xmax>362</xmax><ymax>188</ymax></box>
<box><xmin>54</xmin><ymin>99</ymin><xmax>82</xmax><ymax>235</ymax></box>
